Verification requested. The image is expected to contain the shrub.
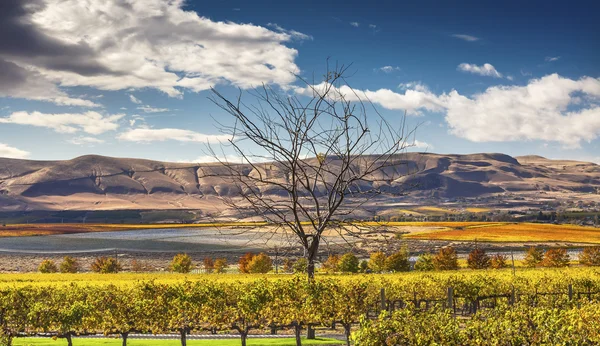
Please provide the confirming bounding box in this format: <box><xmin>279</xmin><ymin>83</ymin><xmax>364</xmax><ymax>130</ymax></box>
<box><xmin>414</xmin><ymin>253</ymin><xmax>434</xmax><ymax>271</ymax></box>
<box><xmin>170</xmin><ymin>253</ymin><xmax>193</xmax><ymax>273</ymax></box>
<box><xmin>283</xmin><ymin>258</ymin><xmax>294</xmax><ymax>273</ymax></box>
<box><xmin>130</xmin><ymin>259</ymin><xmax>151</xmax><ymax>272</ymax></box>
<box><xmin>385</xmin><ymin>248</ymin><xmax>410</xmax><ymax>272</ymax></box>
<box><xmin>321</xmin><ymin>254</ymin><xmax>340</xmax><ymax>273</ymax></box>
<box><xmin>214</xmin><ymin>258</ymin><xmax>228</xmax><ymax>273</ymax></box>
<box><xmin>579</xmin><ymin>247</ymin><xmax>600</xmax><ymax>266</ymax></box>
<box><xmin>38</xmin><ymin>259</ymin><xmax>58</xmax><ymax>273</ymax></box>
<box><xmin>247</xmin><ymin>253</ymin><xmax>272</xmax><ymax>273</ymax></box>
<box><xmin>359</xmin><ymin>260</ymin><xmax>369</xmax><ymax>273</ymax></box>
<box><xmin>542</xmin><ymin>248</ymin><xmax>569</xmax><ymax>267</ymax></box>
<box><xmin>467</xmin><ymin>248</ymin><xmax>491</xmax><ymax>269</ymax></box>
<box><xmin>203</xmin><ymin>257</ymin><xmax>215</xmax><ymax>273</ymax></box>
<box><xmin>238</xmin><ymin>253</ymin><xmax>256</xmax><ymax>273</ymax></box>
<box><xmin>91</xmin><ymin>257</ymin><xmax>122</xmax><ymax>273</ymax></box>
<box><xmin>523</xmin><ymin>247</ymin><xmax>544</xmax><ymax>268</ymax></box>
<box><xmin>490</xmin><ymin>254</ymin><xmax>508</xmax><ymax>269</ymax></box>
<box><xmin>433</xmin><ymin>247</ymin><xmax>458</xmax><ymax>271</ymax></box>
<box><xmin>367</xmin><ymin>251</ymin><xmax>387</xmax><ymax>273</ymax></box>
<box><xmin>59</xmin><ymin>256</ymin><xmax>79</xmax><ymax>273</ymax></box>
<box><xmin>338</xmin><ymin>253</ymin><xmax>359</xmax><ymax>273</ymax></box>
<box><xmin>292</xmin><ymin>258</ymin><xmax>308</xmax><ymax>274</ymax></box>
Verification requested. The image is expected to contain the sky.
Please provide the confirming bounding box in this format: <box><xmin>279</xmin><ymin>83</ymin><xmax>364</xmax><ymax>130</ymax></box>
<box><xmin>0</xmin><ymin>0</ymin><xmax>599</xmax><ymax>163</ymax></box>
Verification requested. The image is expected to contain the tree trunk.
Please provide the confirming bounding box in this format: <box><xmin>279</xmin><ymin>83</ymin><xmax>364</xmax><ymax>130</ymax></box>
<box><xmin>294</xmin><ymin>322</ymin><xmax>302</xmax><ymax>346</ymax></box>
<box><xmin>121</xmin><ymin>332</ymin><xmax>128</xmax><ymax>346</ymax></box>
<box><xmin>306</xmin><ymin>238</ymin><xmax>319</xmax><ymax>280</ymax></box>
<box><xmin>180</xmin><ymin>329</ymin><xmax>187</xmax><ymax>346</ymax></box>
<box><xmin>343</xmin><ymin>323</ymin><xmax>351</xmax><ymax>346</ymax></box>
<box><xmin>65</xmin><ymin>333</ymin><xmax>73</xmax><ymax>346</ymax></box>
<box><xmin>240</xmin><ymin>331</ymin><xmax>247</xmax><ymax>346</ymax></box>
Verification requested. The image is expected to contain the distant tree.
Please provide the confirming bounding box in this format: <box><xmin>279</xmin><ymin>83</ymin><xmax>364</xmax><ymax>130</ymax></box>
<box><xmin>247</xmin><ymin>253</ymin><xmax>273</xmax><ymax>273</ymax></box>
<box><xmin>490</xmin><ymin>254</ymin><xmax>508</xmax><ymax>269</ymax></box>
<box><xmin>433</xmin><ymin>247</ymin><xmax>459</xmax><ymax>271</ymax></box>
<box><xmin>59</xmin><ymin>256</ymin><xmax>79</xmax><ymax>273</ymax></box>
<box><xmin>542</xmin><ymin>248</ymin><xmax>570</xmax><ymax>267</ymax></box>
<box><xmin>203</xmin><ymin>257</ymin><xmax>215</xmax><ymax>273</ymax></box>
<box><xmin>321</xmin><ymin>254</ymin><xmax>340</xmax><ymax>273</ymax></box>
<box><xmin>292</xmin><ymin>258</ymin><xmax>308</xmax><ymax>274</ymax></box>
<box><xmin>214</xmin><ymin>258</ymin><xmax>228</xmax><ymax>273</ymax></box>
<box><xmin>467</xmin><ymin>248</ymin><xmax>491</xmax><ymax>269</ymax></box>
<box><xmin>91</xmin><ymin>257</ymin><xmax>122</xmax><ymax>273</ymax></box>
<box><xmin>367</xmin><ymin>251</ymin><xmax>387</xmax><ymax>273</ymax></box>
<box><xmin>238</xmin><ymin>253</ymin><xmax>256</xmax><ymax>274</ymax></box>
<box><xmin>384</xmin><ymin>248</ymin><xmax>410</xmax><ymax>272</ymax></box>
<box><xmin>130</xmin><ymin>259</ymin><xmax>150</xmax><ymax>272</ymax></box>
<box><xmin>359</xmin><ymin>260</ymin><xmax>369</xmax><ymax>273</ymax></box>
<box><xmin>282</xmin><ymin>258</ymin><xmax>294</xmax><ymax>273</ymax></box>
<box><xmin>579</xmin><ymin>246</ymin><xmax>600</xmax><ymax>266</ymax></box>
<box><xmin>170</xmin><ymin>253</ymin><xmax>193</xmax><ymax>273</ymax></box>
<box><xmin>38</xmin><ymin>259</ymin><xmax>58</xmax><ymax>273</ymax></box>
<box><xmin>338</xmin><ymin>253</ymin><xmax>359</xmax><ymax>273</ymax></box>
<box><xmin>414</xmin><ymin>253</ymin><xmax>434</xmax><ymax>271</ymax></box>
<box><xmin>523</xmin><ymin>247</ymin><xmax>544</xmax><ymax>268</ymax></box>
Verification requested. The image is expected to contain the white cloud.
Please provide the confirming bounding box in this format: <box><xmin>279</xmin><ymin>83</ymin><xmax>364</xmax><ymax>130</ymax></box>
<box><xmin>545</xmin><ymin>56</ymin><xmax>561</xmax><ymax>62</ymax></box>
<box><xmin>267</xmin><ymin>23</ymin><xmax>313</xmax><ymax>40</ymax></box>
<box><xmin>410</xmin><ymin>140</ymin><xmax>433</xmax><ymax>150</ymax></box>
<box><xmin>1</xmin><ymin>0</ymin><xmax>304</xmax><ymax>102</ymax></box>
<box><xmin>118</xmin><ymin>128</ymin><xmax>230</xmax><ymax>143</ymax></box>
<box><xmin>378</xmin><ymin>66</ymin><xmax>401</xmax><ymax>73</ymax></box>
<box><xmin>457</xmin><ymin>63</ymin><xmax>503</xmax><ymax>78</ymax></box>
<box><xmin>350</xmin><ymin>22</ymin><xmax>360</xmax><ymax>27</ymax></box>
<box><xmin>129</xmin><ymin>95</ymin><xmax>142</xmax><ymax>104</ymax></box>
<box><xmin>0</xmin><ymin>111</ymin><xmax>124</xmax><ymax>134</ymax></box>
<box><xmin>506</xmin><ymin>75</ymin><xmax>514</xmax><ymax>81</ymax></box>
<box><xmin>297</xmin><ymin>74</ymin><xmax>600</xmax><ymax>147</ymax></box>
<box><xmin>369</xmin><ymin>24</ymin><xmax>377</xmax><ymax>29</ymax></box>
<box><xmin>451</xmin><ymin>34</ymin><xmax>479</xmax><ymax>42</ymax></box>
<box><xmin>68</xmin><ymin>136</ymin><xmax>105</xmax><ymax>145</ymax></box>
<box><xmin>0</xmin><ymin>143</ymin><xmax>30</xmax><ymax>159</ymax></box>
<box><xmin>398</xmin><ymin>81</ymin><xmax>429</xmax><ymax>92</ymax></box>
<box><xmin>137</xmin><ymin>106</ymin><xmax>170</xmax><ymax>113</ymax></box>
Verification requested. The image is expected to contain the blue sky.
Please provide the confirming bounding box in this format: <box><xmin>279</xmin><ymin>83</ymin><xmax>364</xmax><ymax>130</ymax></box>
<box><xmin>0</xmin><ymin>0</ymin><xmax>599</xmax><ymax>163</ymax></box>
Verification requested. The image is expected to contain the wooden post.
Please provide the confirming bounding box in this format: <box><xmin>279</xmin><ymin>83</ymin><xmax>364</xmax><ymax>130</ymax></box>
<box><xmin>568</xmin><ymin>284</ymin><xmax>573</xmax><ymax>301</ymax></box>
<box><xmin>510</xmin><ymin>287</ymin><xmax>516</xmax><ymax>305</ymax></box>
<box><xmin>447</xmin><ymin>287</ymin><xmax>454</xmax><ymax>310</ymax></box>
<box><xmin>380</xmin><ymin>288</ymin><xmax>386</xmax><ymax>311</ymax></box>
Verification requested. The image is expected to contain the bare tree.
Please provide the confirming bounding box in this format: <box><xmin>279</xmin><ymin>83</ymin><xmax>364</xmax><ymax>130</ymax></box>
<box><xmin>208</xmin><ymin>63</ymin><xmax>416</xmax><ymax>279</ymax></box>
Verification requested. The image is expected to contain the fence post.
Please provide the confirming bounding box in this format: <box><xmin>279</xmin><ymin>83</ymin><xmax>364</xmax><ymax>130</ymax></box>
<box><xmin>447</xmin><ymin>287</ymin><xmax>454</xmax><ymax>310</ymax></box>
<box><xmin>568</xmin><ymin>284</ymin><xmax>573</xmax><ymax>301</ymax></box>
<box><xmin>510</xmin><ymin>287</ymin><xmax>515</xmax><ymax>305</ymax></box>
<box><xmin>380</xmin><ymin>288</ymin><xmax>386</xmax><ymax>311</ymax></box>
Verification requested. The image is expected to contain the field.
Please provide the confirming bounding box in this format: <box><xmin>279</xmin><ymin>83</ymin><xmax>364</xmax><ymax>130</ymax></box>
<box><xmin>405</xmin><ymin>222</ymin><xmax>600</xmax><ymax>244</ymax></box>
<box><xmin>13</xmin><ymin>338</ymin><xmax>342</xmax><ymax>346</ymax></box>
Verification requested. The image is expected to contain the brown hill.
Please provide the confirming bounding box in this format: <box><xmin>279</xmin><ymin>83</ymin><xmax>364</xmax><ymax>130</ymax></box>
<box><xmin>0</xmin><ymin>153</ymin><xmax>599</xmax><ymax>211</ymax></box>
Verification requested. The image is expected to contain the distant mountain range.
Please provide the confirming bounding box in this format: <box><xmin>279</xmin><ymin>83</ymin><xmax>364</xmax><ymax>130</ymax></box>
<box><xmin>0</xmin><ymin>153</ymin><xmax>599</xmax><ymax>211</ymax></box>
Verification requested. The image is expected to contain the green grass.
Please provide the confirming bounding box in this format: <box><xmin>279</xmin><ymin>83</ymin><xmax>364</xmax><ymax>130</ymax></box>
<box><xmin>14</xmin><ymin>337</ymin><xmax>343</xmax><ymax>346</ymax></box>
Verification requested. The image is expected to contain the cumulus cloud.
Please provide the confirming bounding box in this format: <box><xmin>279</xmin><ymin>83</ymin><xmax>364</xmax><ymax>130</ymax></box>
<box><xmin>350</xmin><ymin>22</ymin><xmax>360</xmax><ymax>27</ymax></box>
<box><xmin>118</xmin><ymin>128</ymin><xmax>230</xmax><ymax>143</ymax></box>
<box><xmin>67</xmin><ymin>136</ymin><xmax>105</xmax><ymax>145</ymax></box>
<box><xmin>0</xmin><ymin>143</ymin><xmax>30</xmax><ymax>159</ymax></box>
<box><xmin>451</xmin><ymin>34</ymin><xmax>479</xmax><ymax>42</ymax></box>
<box><xmin>0</xmin><ymin>0</ymin><xmax>304</xmax><ymax>104</ymax></box>
<box><xmin>296</xmin><ymin>74</ymin><xmax>600</xmax><ymax>147</ymax></box>
<box><xmin>0</xmin><ymin>111</ymin><xmax>124</xmax><ymax>134</ymax></box>
<box><xmin>457</xmin><ymin>63</ymin><xmax>503</xmax><ymax>78</ymax></box>
<box><xmin>129</xmin><ymin>95</ymin><xmax>142</xmax><ymax>104</ymax></box>
<box><xmin>378</xmin><ymin>66</ymin><xmax>400</xmax><ymax>73</ymax></box>
<box><xmin>398</xmin><ymin>81</ymin><xmax>430</xmax><ymax>92</ymax></box>
<box><xmin>545</xmin><ymin>56</ymin><xmax>561</xmax><ymax>62</ymax></box>
<box><xmin>267</xmin><ymin>23</ymin><xmax>313</xmax><ymax>40</ymax></box>
<box><xmin>410</xmin><ymin>140</ymin><xmax>433</xmax><ymax>150</ymax></box>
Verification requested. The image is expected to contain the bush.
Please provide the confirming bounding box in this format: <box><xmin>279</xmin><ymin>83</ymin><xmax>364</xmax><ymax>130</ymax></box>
<box><xmin>490</xmin><ymin>254</ymin><xmax>508</xmax><ymax>269</ymax></box>
<box><xmin>321</xmin><ymin>254</ymin><xmax>340</xmax><ymax>273</ymax></box>
<box><xmin>359</xmin><ymin>260</ymin><xmax>369</xmax><ymax>273</ymax></box>
<box><xmin>524</xmin><ymin>247</ymin><xmax>544</xmax><ymax>268</ymax></box>
<box><xmin>203</xmin><ymin>257</ymin><xmax>215</xmax><ymax>273</ymax></box>
<box><xmin>38</xmin><ymin>259</ymin><xmax>58</xmax><ymax>273</ymax></box>
<box><xmin>292</xmin><ymin>258</ymin><xmax>308</xmax><ymax>274</ymax></box>
<box><xmin>385</xmin><ymin>248</ymin><xmax>410</xmax><ymax>272</ymax></box>
<box><xmin>414</xmin><ymin>253</ymin><xmax>434</xmax><ymax>271</ymax></box>
<box><xmin>542</xmin><ymin>248</ymin><xmax>569</xmax><ymax>267</ymax></box>
<box><xmin>467</xmin><ymin>248</ymin><xmax>490</xmax><ymax>269</ymax></box>
<box><xmin>283</xmin><ymin>258</ymin><xmax>294</xmax><ymax>273</ymax></box>
<box><xmin>59</xmin><ymin>256</ymin><xmax>79</xmax><ymax>273</ymax></box>
<box><xmin>130</xmin><ymin>259</ymin><xmax>151</xmax><ymax>272</ymax></box>
<box><xmin>214</xmin><ymin>258</ymin><xmax>228</xmax><ymax>273</ymax></box>
<box><xmin>238</xmin><ymin>253</ymin><xmax>256</xmax><ymax>273</ymax></box>
<box><xmin>338</xmin><ymin>253</ymin><xmax>359</xmax><ymax>273</ymax></box>
<box><xmin>579</xmin><ymin>247</ymin><xmax>600</xmax><ymax>266</ymax></box>
<box><xmin>170</xmin><ymin>253</ymin><xmax>193</xmax><ymax>273</ymax></box>
<box><xmin>247</xmin><ymin>253</ymin><xmax>272</xmax><ymax>273</ymax></box>
<box><xmin>91</xmin><ymin>257</ymin><xmax>122</xmax><ymax>273</ymax></box>
<box><xmin>367</xmin><ymin>251</ymin><xmax>386</xmax><ymax>273</ymax></box>
<box><xmin>433</xmin><ymin>247</ymin><xmax>459</xmax><ymax>270</ymax></box>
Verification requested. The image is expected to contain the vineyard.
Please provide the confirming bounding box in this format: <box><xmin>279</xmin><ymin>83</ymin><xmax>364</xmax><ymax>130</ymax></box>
<box><xmin>2</xmin><ymin>268</ymin><xmax>600</xmax><ymax>346</ymax></box>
